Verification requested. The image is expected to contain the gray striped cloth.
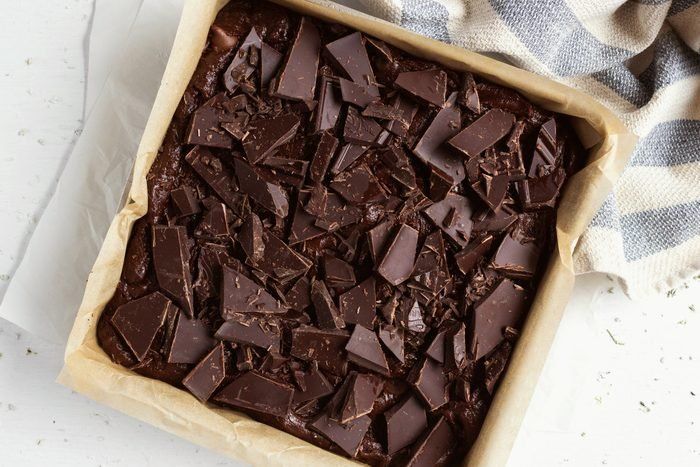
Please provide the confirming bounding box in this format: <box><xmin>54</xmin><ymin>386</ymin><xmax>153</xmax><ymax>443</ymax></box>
<box><xmin>335</xmin><ymin>0</ymin><xmax>700</xmax><ymax>297</ymax></box>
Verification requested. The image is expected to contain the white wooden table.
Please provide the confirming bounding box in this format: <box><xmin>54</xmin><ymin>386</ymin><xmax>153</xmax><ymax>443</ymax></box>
<box><xmin>0</xmin><ymin>1</ymin><xmax>698</xmax><ymax>466</ymax></box>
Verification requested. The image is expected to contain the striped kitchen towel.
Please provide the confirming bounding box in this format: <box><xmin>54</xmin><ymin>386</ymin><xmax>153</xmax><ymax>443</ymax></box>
<box><xmin>335</xmin><ymin>0</ymin><xmax>700</xmax><ymax>297</ymax></box>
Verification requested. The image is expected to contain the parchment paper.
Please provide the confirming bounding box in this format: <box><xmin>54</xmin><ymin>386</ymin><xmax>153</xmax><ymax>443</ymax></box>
<box><xmin>58</xmin><ymin>0</ymin><xmax>638</xmax><ymax>466</ymax></box>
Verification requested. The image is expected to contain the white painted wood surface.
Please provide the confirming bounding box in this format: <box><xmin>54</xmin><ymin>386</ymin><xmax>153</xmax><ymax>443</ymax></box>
<box><xmin>0</xmin><ymin>1</ymin><xmax>698</xmax><ymax>466</ymax></box>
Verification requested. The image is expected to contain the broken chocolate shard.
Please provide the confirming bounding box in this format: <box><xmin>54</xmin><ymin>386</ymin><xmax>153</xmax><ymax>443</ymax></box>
<box><xmin>377</xmin><ymin>224</ymin><xmax>419</xmax><ymax>286</ymax></box>
<box><xmin>330</xmin><ymin>163</ymin><xmax>388</xmax><ymax>205</ymax></box>
<box><xmin>304</xmin><ymin>184</ymin><xmax>328</xmax><ymax>217</ymax></box>
<box><xmin>473</xmin><ymin>278</ymin><xmax>528</xmax><ymax>360</ymax></box>
<box><xmin>345</xmin><ymin>325</ymin><xmax>390</xmax><ymax>376</ymax></box>
<box><xmin>325</xmin><ymin>32</ymin><xmax>378</xmax><ymax>93</ymax></box>
<box><xmin>378</xmin><ymin>324</ymin><xmax>404</xmax><ymax>363</ymax></box>
<box><xmin>529</xmin><ymin>118</ymin><xmax>557</xmax><ymax>177</ymax></box>
<box><xmin>425</xmin><ymin>328</ymin><xmax>447</xmax><ymax>363</ymax></box>
<box><xmin>293</xmin><ymin>366</ymin><xmax>335</xmax><ymax>404</ymax></box>
<box><xmin>170</xmin><ymin>186</ymin><xmax>200</xmax><ymax>217</ymax></box>
<box><xmin>220</xmin><ymin>266</ymin><xmax>286</xmax><ymax>317</ymax></box>
<box><xmin>395</xmin><ymin>68</ymin><xmax>447</xmax><ymax>107</ymax></box>
<box><xmin>167</xmin><ymin>312</ymin><xmax>216</xmax><ymax>364</ymax></box>
<box><xmin>314</xmin><ymin>77</ymin><xmax>343</xmax><ymax>133</ymax></box>
<box><xmin>323</xmin><ymin>255</ymin><xmax>356</xmax><ymax>289</ymax></box>
<box><xmin>309</xmin><ymin>131</ymin><xmax>339</xmax><ymax>184</ymax></box>
<box><xmin>260</xmin><ymin>42</ymin><xmax>283</xmax><ymax>87</ymax></box>
<box><xmin>215</xmin><ymin>317</ymin><xmax>280</xmax><ymax>350</ymax></box>
<box><xmin>223</xmin><ymin>28</ymin><xmax>262</xmax><ymax>93</ymax></box>
<box><xmin>215</xmin><ymin>371</ymin><xmax>294</xmax><ymax>417</ymax></box>
<box><xmin>274</xmin><ymin>17</ymin><xmax>320</xmax><ymax>101</ymax></box>
<box><xmin>448</xmin><ymin>109</ymin><xmax>515</xmax><ymax>157</ymax></box>
<box><xmin>428</xmin><ymin>165</ymin><xmax>455</xmax><ymax>202</ymax></box>
<box><xmin>339</xmin><ymin>77</ymin><xmax>379</xmax><ymax>107</ymax></box>
<box><xmin>330</xmin><ymin>143</ymin><xmax>367</xmax><ymax>175</ymax></box>
<box><xmin>411</xmin><ymin>357</ymin><xmax>448</xmax><ymax>410</ymax></box>
<box><xmin>406</xmin><ymin>416</ymin><xmax>454</xmax><ymax>467</ymax></box>
<box><xmin>337</xmin><ymin>372</ymin><xmax>383</xmax><ymax>424</ymax></box>
<box><xmin>518</xmin><ymin>167</ymin><xmax>566</xmax><ymax>210</ymax></box>
<box><xmin>492</xmin><ymin>231</ymin><xmax>540</xmax><ymax>280</ymax></box>
<box><xmin>286</xmin><ymin>276</ymin><xmax>311</xmax><ymax>312</ymax></box>
<box><xmin>291</xmin><ymin>325</ymin><xmax>350</xmax><ymax>375</ymax></box>
<box><xmin>309</xmin><ymin>410</ymin><xmax>371</xmax><ymax>457</ymax></box>
<box><xmin>242</xmin><ymin>114</ymin><xmax>300</xmax><ymax>163</ymax></box>
<box><xmin>384</xmin><ymin>93</ymin><xmax>418</xmax><ymax>138</ymax></box>
<box><xmin>239</xmin><ymin>212</ymin><xmax>265</xmax><ymax>263</ymax></box>
<box><xmin>459</xmin><ymin>72</ymin><xmax>481</xmax><ymax>114</ymax></box>
<box><xmin>339</xmin><ymin>277</ymin><xmax>376</xmax><ymax>329</ymax></box>
<box><xmin>185</xmin><ymin>146</ymin><xmax>241</xmax><ymax>211</ymax></box>
<box><xmin>185</xmin><ymin>96</ymin><xmax>233</xmax><ymax>149</ymax></box>
<box><xmin>367</xmin><ymin>220</ymin><xmax>394</xmax><ymax>264</ymax></box>
<box><xmin>233</xmin><ymin>158</ymin><xmax>289</xmax><ymax>218</ymax></box>
<box><xmin>152</xmin><ymin>225</ymin><xmax>195</xmax><ymax>317</ymax></box>
<box><xmin>311</xmin><ymin>278</ymin><xmax>345</xmax><ymax>330</ymax></box>
<box><xmin>182</xmin><ymin>343</ymin><xmax>226</xmax><ymax>402</ymax></box>
<box><xmin>193</xmin><ymin>243</ymin><xmax>229</xmax><ymax>302</ymax></box>
<box><xmin>195</xmin><ymin>201</ymin><xmax>229</xmax><ymax>238</ymax></box>
<box><xmin>422</xmin><ymin>193</ymin><xmax>473</xmax><ymax>247</ymax></box>
<box><xmin>221</xmin><ymin>115</ymin><xmax>249</xmax><ymax>142</ymax></box>
<box><xmin>413</xmin><ymin>92</ymin><xmax>464</xmax><ymax>183</ymax></box>
<box><xmin>110</xmin><ymin>292</ymin><xmax>172</xmax><ymax>361</ymax></box>
<box><xmin>289</xmin><ymin>195</ymin><xmax>327</xmax><ymax>244</ymax></box>
<box><xmin>471</xmin><ymin>173</ymin><xmax>509</xmax><ymax>211</ymax></box>
<box><xmin>256</xmin><ymin>231</ymin><xmax>311</xmax><ymax>282</ymax></box>
<box><xmin>445</xmin><ymin>322</ymin><xmax>467</xmax><ymax>371</ymax></box>
<box><xmin>385</xmin><ymin>395</ymin><xmax>427</xmax><ymax>455</ymax></box>
<box><xmin>455</xmin><ymin>235</ymin><xmax>494</xmax><ymax>275</ymax></box>
<box><xmin>471</xmin><ymin>205</ymin><xmax>518</xmax><ymax>232</ymax></box>
<box><xmin>235</xmin><ymin>345</ymin><xmax>254</xmax><ymax>371</ymax></box>
<box><xmin>343</xmin><ymin>107</ymin><xmax>383</xmax><ymax>146</ymax></box>
<box><xmin>362</xmin><ymin>101</ymin><xmax>402</xmax><ymax>121</ymax></box>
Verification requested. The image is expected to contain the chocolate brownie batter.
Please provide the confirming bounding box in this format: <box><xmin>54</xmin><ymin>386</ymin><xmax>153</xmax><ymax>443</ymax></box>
<box><xmin>97</xmin><ymin>1</ymin><xmax>585</xmax><ymax>465</ymax></box>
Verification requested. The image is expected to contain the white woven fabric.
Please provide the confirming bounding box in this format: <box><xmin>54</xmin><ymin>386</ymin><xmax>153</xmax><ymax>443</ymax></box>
<box><xmin>338</xmin><ymin>0</ymin><xmax>700</xmax><ymax>297</ymax></box>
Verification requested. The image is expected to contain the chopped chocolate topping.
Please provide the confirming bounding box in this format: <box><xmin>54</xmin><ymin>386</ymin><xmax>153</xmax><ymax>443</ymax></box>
<box><xmin>411</xmin><ymin>357</ymin><xmax>448</xmax><ymax>410</ymax></box>
<box><xmin>273</xmin><ymin>18</ymin><xmax>320</xmax><ymax>101</ymax></box>
<box><xmin>378</xmin><ymin>324</ymin><xmax>404</xmax><ymax>363</ymax></box>
<box><xmin>345</xmin><ymin>325</ymin><xmax>390</xmax><ymax>376</ymax></box>
<box><xmin>330</xmin><ymin>143</ymin><xmax>368</xmax><ymax>174</ymax></box>
<box><xmin>215</xmin><ymin>317</ymin><xmax>281</xmax><ymax>350</ymax></box>
<box><xmin>455</xmin><ymin>234</ymin><xmax>494</xmax><ymax>274</ymax></box>
<box><xmin>260</xmin><ymin>42</ymin><xmax>283</xmax><ymax>87</ymax></box>
<box><xmin>215</xmin><ymin>371</ymin><xmax>294</xmax><ymax>417</ymax></box>
<box><xmin>377</xmin><ymin>224</ymin><xmax>418</xmax><ymax>286</ymax></box>
<box><xmin>170</xmin><ymin>186</ymin><xmax>200</xmax><ymax>217</ymax></box>
<box><xmin>335</xmin><ymin>372</ymin><xmax>383</xmax><ymax>424</ymax></box>
<box><xmin>422</xmin><ymin>193</ymin><xmax>474</xmax><ymax>247</ymax></box>
<box><xmin>385</xmin><ymin>395</ymin><xmax>427</xmax><ymax>454</ymax></box>
<box><xmin>110</xmin><ymin>292</ymin><xmax>172</xmax><ymax>361</ymax></box>
<box><xmin>492</xmin><ymin>231</ymin><xmax>540</xmax><ymax>279</ymax></box>
<box><xmin>223</xmin><ymin>28</ymin><xmax>262</xmax><ymax>93</ymax></box>
<box><xmin>314</xmin><ymin>77</ymin><xmax>342</xmax><ymax>133</ymax></box>
<box><xmin>325</xmin><ymin>32</ymin><xmax>378</xmax><ymax>94</ymax></box>
<box><xmin>343</xmin><ymin>107</ymin><xmax>383</xmax><ymax>146</ymax></box>
<box><xmin>293</xmin><ymin>365</ymin><xmax>335</xmax><ymax>404</ymax></box>
<box><xmin>449</xmin><ymin>109</ymin><xmax>515</xmax><ymax>157</ymax></box>
<box><xmin>395</xmin><ymin>69</ymin><xmax>447</xmax><ymax>107</ymax></box>
<box><xmin>330</xmin><ymin>163</ymin><xmax>388</xmax><ymax>205</ymax></box>
<box><xmin>167</xmin><ymin>312</ymin><xmax>217</xmax><ymax>364</ymax></box>
<box><xmin>339</xmin><ymin>277</ymin><xmax>376</xmax><ymax>328</ymax></box>
<box><xmin>406</xmin><ymin>416</ymin><xmax>454</xmax><ymax>467</ymax></box>
<box><xmin>311</xmin><ymin>278</ymin><xmax>345</xmax><ymax>330</ymax></box>
<box><xmin>291</xmin><ymin>325</ymin><xmax>350</xmax><ymax>376</ymax></box>
<box><xmin>309</xmin><ymin>131</ymin><xmax>339</xmax><ymax>184</ymax></box>
<box><xmin>182</xmin><ymin>343</ymin><xmax>226</xmax><ymax>402</ymax></box>
<box><xmin>242</xmin><ymin>114</ymin><xmax>300</xmax><ymax>163</ymax></box>
<box><xmin>234</xmin><ymin>158</ymin><xmax>289</xmax><ymax>217</ymax></box>
<box><xmin>220</xmin><ymin>266</ymin><xmax>286</xmax><ymax>317</ymax></box>
<box><xmin>152</xmin><ymin>226</ymin><xmax>195</xmax><ymax>317</ymax></box>
<box><xmin>339</xmin><ymin>77</ymin><xmax>380</xmax><ymax>107</ymax></box>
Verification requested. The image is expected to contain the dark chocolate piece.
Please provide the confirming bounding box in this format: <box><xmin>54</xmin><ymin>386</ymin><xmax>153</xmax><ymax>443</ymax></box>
<box><xmin>345</xmin><ymin>325</ymin><xmax>390</xmax><ymax>376</ymax></box>
<box><xmin>185</xmin><ymin>147</ymin><xmax>241</xmax><ymax>211</ymax></box>
<box><xmin>110</xmin><ymin>292</ymin><xmax>172</xmax><ymax>361</ymax></box>
<box><xmin>291</xmin><ymin>326</ymin><xmax>350</xmax><ymax>375</ymax></box>
<box><xmin>529</xmin><ymin>118</ymin><xmax>557</xmax><ymax>177</ymax></box>
<box><xmin>293</xmin><ymin>366</ymin><xmax>335</xmax><ymax>404</ymax></box>
<box><xmin>309</xmin><ymin>131</ymin><xmax>339</xmax><ymax>184</ymax></box>
<box><xmin>286</xmin><ymin>277</ymin><xmax>311</xmax><ymax>312</ymax></box>
<box><xmin>343</xmin><ymin>107</ymin><xmax>383</xmax><ymax>146</ymax></box>
<box><xmin>339</xmin><ymin>78</ymin><xmax>379</xmax><ymax>107</ymax></box>
<box><xmin>311</xmin><ymin>279</ymin><xmax>345</xmax><ymax>330</ymax></box>
<box><xmin>471</xmin><ymin>173</ymin><xmax>509</xmax><ymax>211</ymax></box>
<box><xmin>425</xmin><ymin>328</ymin><xmax>447</xmax><ymax>363</ymax></box>
<box><xmin>330</xmin><ymin>144</ymin><xmax>368</xmax><ymax>175</ymax></box>
<box><xmin>273</xmin><ymin>18</ymin><xmax>320</xmax><ymax>101</ymax></box>
<box><xmin>215</xmin><ymin>371</ymin><xmax>294</xmax><ymax>417</ymax></box>
<box><xmin>325</xmin><ymin>32</ymin><xmax>378</xmax><ymax>94</ymax></box>
<box><xmin>378</xmin><ymin>324</ymin><xmax>404</xmax><ymax>363</ymax></box>
<box><xmin>367</xmin><ymin>220</ymin><xmax>394</xmax><ymax>263</ymax></box>
<box><xmin>455</xmin><ymin>235</ymin><xmax>494</xmax><ymax>274</ymax></box>
<box><xmin>215</xmin><ymin>317</ymin><xmax>280</xmax><ymax>350</ymax></box>
<box><xmin>260</xmin><ymin>42</ymin><xmax>283</xmax><ymax>87</ymax></box>
<box><xmin>339</xmin><ymin>277</ymin><xmax>376</xmax><ymax>328</ymax></box>
<box><xmin>233</xmin><ymin>158</ymin><xmax>289</xmax><ymax>218</ymax></box>
<box><xmin>445</xmin><ymin>322</ymin><xmax>467</xmax><ymax>371</ymax></box>
<box><xmin>395</xmin><ymin>69</ymin><xmax>447</xmax><ymax>107</ymax></box>
<box><xmin>384</xmin><ymin>395</ymin><xmax>427</xmax><ymax>455</ymax></box>
<box><xmin>167</xmin><ymin>312</ymin><xmax>216</xmax><ymax>364</ymax></box>
<box><xmin>330</xmin><ymin>163</ymin><xmax>388</xmax><ymax>205</ymax></box>
<box><xmin>448</xmin><ymin>109</ymin><xmax>515</xmax><ymax>157</ymax></box>
<box><xmin>185</xmin><ymin>96</ymin><xmax>233</xmax><ymax>149</ymax></box>
<box><xmin>377</xmin><ymin>224</ymin><xmax>418</xmax><ymax>286</ymax></box>
<box><xmin>220</xmin><ymin>266</ymin><xmax>286</xmax><ymax>317</ymax></box>
<box><xmin>422</xmin><ymin>193</ymin><xmax>473</xmax><ymax>247</ymax></box>
<box><xmin>239</xmin><ymin>213</ymin><xmax>265</xmax><ymax>263</ymax></box>
<box><xmin>195</xmin><ymin>201</ymin><xmax>229</xmax><ymax>238</ymax></box>
<box><xmin>518</xmin><ymin>167</ymin><xmax>566</xmax><ymax>209</ymax></box>
<box><xmin>323</xmin><ymin>255</ymin><xmax>356</xmax><ymax>289</ymax></box>
<box><xmin>492</xmin><ymin>232</ymin><xmax>540</xmax><ymax>279</ymax></box>
<box><xmin>406</xmin><ymin>416</ymin><xmax>454</xmax><ymax>467</ymax></box>
<box><xmin>170</xmin><ymin>186</ymin><xmax>200</xmax><ymax>217</ymax></box>
<box><xmin>182</xmin><ymin>343</ymin><xmax>226</xmax><ymax>402</ymax></box>
<box><xmin>242</xmin><ymin>114</ymin><xmax>300</xmax><ymax>163</ymax></box>
<box><xmin>411</xmin><ymin>357</ymin><xmax>447</xmax><ymax>410</ymax></box>
<box><xmin>305</xmin><ymin>184</ymin><xmax>328</xmax><ymax>217</ymax></box>
<box><xmin>193</xmin><ymin>243</ymin><xmax>229</xmax><ymax>302</ymax></box>
<box><xmin>384</xmin><ymin>94</ymin><xmax>418</xmax><ymax>138</ymax></box>
<box><xmin>309</xmin><ymin>409</ymin><xmax>371</xmax><ymax>457</ymax></box>
<box><xmin>314</xmin><ymin>77</ymin><xmax>342</xmax><ymax>133</ymax></box>
<box><xmin>152</xmin><ymin>225</ymin><xmax>194</xmax><ymax>317</ymax></box>
<box><xmin>336</xmin><ymin>372</ymin><xmax>383</xmax><ymax>424</ymax></box>
<box><xmin>473</xmin><ymin>278</ymin><xmax>528</xmax><ymax>359</ymax></box>
<box><xmin>223</xmin><ymin>28</ymin><xmax>262</xmax><ymax>92</ymax></box>
<box><xmin>459</xmin><ymin>72</ymin><xmax>481</xmax><ymax>114</ymax></box>
<box><xmin>256</xmin><ymin>231</ymin><xmax>312</xmax><ymax>282</ymax></box>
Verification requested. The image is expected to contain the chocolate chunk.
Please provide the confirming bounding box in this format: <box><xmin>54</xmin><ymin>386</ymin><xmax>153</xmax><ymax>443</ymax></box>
<box><xmin>343</xmin><ymin>107</ymin><xmax>383</xmax><ymax>146</ymax></box>
<box><xmin>367</xmin><ymin>220</ymin><xmax>394</xmax><ymax>263</ymax></box>
<box><xmin>410</xmin><ymin>357</ymin><xmax>447</xmax><ymax>410</ymax></box>
<box><xmin>473</xmin><ymin>278</ymin><xmax>528</xmax><ymax>359</ymax></box>
<box><xmin>472</xmin><ymin>205</ymin><xmax>518</xmax><ymax>232</ymax></box>
<box><xmin>260</xmin><ymin>42</ymin><xmax>283</xmax><ymax>87</ymax></box>
<box><xmin>425</xmin><ymin>328</ymin><xmax>447</xmax><ymax>363</ymax></box>
<box><xmin>110</xmin><ymin>292</ymin><xmax>172</xmax><ymax>361</ymax></box>
<box><xmin>378</xmin><ymin>324</ymin><xmax>404</xmax><ymax>363</ymax></box>
<box><xmin>448</xmin><ymin>109</ymin><xmax>515</xmax><ymax>157</ymax></box>
<box><xmin>471</xmin><ymin>173</ymin><xmax>509</xmax><ymax>211</ymax></box>
<box><xmin>289</xmin><ymin>195</ymin><xmax>327</xmax><ymax>244</ymax></box>
<box><xmin>528</xmin><ymin>118</ymin><xmax>557</xmax><ymax>177</ymax></box>
<box><xmin>330</xmin><ymin>163</ymin><xmax>388</xmax><ymax>205</ymax></box>
<box><xmin>235</xmin><ymin>345</ymin><xmax>254</xmax><ymax>371</ymax></box>
<box><xmin>518</xmin><ymin>167</ymin><xmax>566</xmax><ymax>210</ymax></box>
<box><xmin>314</xmin><ymin>77</ymin><xmax>342</xmax><ymax>133</ymax></box>
<box><xmin>215</xmin><ymin>317</ymin><xmax>280</xmax><ymax>350</ymax></box>
<box><xmin>170</xmin><ymin>186</ymin><xmax>200</xmax><ymax>217</ymax></box>
<box><xmin>215</xmin><ymin>371</ymin><xmax>294</xmax><ymax>417</ymax></box>
<box><xmin>185</xmin><ymin>146</ymin><xmax>241</xmax><ymax>212</ymax></box>
<box><xmin>309</xmin><ymin>410</ymin><xmax>371</xmax><ymax>457</ymax></box>
<box><xmin>305</xmin><ymin>184</ymin><xmax>328</xmax><ymax>217</ymax></box>
<box><xmin>221</xmin><ymin>115</ymin><xmax>248</xmax><ymax>142</ymax></box>
<box><xmin>291</xmin><ymin>325</ymin><xmax>350</xmax><ymax>375</ymax></box>
<box><xmin>395</xmin><ymin>69</ymin><xmax>447</xmax><ymax>107</ymax></box>
<box><xmin>309</xmin><ymin>131</ymin><xmax>339</xmax><ymax>183</ymax></box>
<box><xmin>233</xmin><ymin>158</ymin><xmax>288</xmax><ymax>217</ymax></box>
<box><xmin>193</xmin><ymin>243</ymin><xmax>229</xmax><ymax>302</ymax></box>
<box><xmin>476</xmin><ymin>82</ymin><xmax>534</xmax><ymax>118</ymax></box>
<box><xmin>455</xmin><ymin>235</ymin><xmax>494</xmax><ymax>274</ymax></box>
<box><xmin>330</xmin><ymin>144</ymin><xmax>368</xmax><ymax>175</ymax></box>
<box><xmin>428</xmin><ymin>166</ymin><xmax>455</xmax><ymax>202</ymax></box>
<box><xmin>458</xmin><ymin>72</ymin><xmax>480</xmax><ymax>114</ymax></box>
<box><xmin>384</xmin><ymin>94</ymin><xmax>418</xmax><ymax>138</ymax></box>
<box><xmin>345</xmin><ymin>325</ymin><xmax>390</xmax><ymax>376</ymax></box>
<box><xmin>422</xmin><ymin>193</ymin><xmax>473</xmax><ymax>247</ymax></box>
<box><xmin>223</xmin><ymin>28</ymin><xmax>262</xmax><ymax>92</ymax></box>
<box><xmin>366</xmin><ymin>36</ymin><xmax>393</xmax><ymax>61</ymax></box>
<box><xmin>185</xmin><ymin>96</ymin><xmax>233</xmax><ymax>149</ymax></box>
<box><xmin>239</xmin><ymin>213</ymin><xmax>265</xmax><ymax>263</ymax></box>
<box><xmin>384</xmin><ymin>395</ymin><xmax>427</xmax><ymax>455</ymax></box>
<box><xmin>195</xmin><ymin>201</ymin><xmax>230</xmax><ymax>238</ymax></box>
<box><xmin>255</xmin><ymin>231</ymin><xmax>312</xmax><ymax>282</ymax></box>
<box><xmin>339</xmin><ymin>78</ymin><xmax>379</xmax><ymax>107</ymax></box>
<box><xmin>323</xmin><ymin>255</ymin><xmax>356</xmax><ymax>289</ymax></box>
<box><xmin>377</xmin><ymin>224</ymin><xmax>418</xmax><ymax>286</ymax></box>
<box><xmin>406</xmin><ymin>416</ymin><xmax>454</xmax><ymax>467</ymax></box>
<box><xmin>167</xmin><ymin>312</ymin><xmax>216</xmax><ymax>364</ymax></box>
<box><xmin>412</xmin><ymin>93</ymin><xmax>464</xmax><ymax>183</ymax></box>
<box><xmin>182</xmin><ymin>343</ymin><xmax>226</xmax><ymax>402</ymax></box>
<box><xmin>286</xmin><ymin>277</ymin><xmax>311</xmax><ymax>312</ymax></box>
<box><xmin>274</xmin><ymin>18</ymin><xmax>320</xmax><ymax>101</ymax></box>
<box><xmin>325</xmin><ymin>32</ymin><xmax>378</xmax><ymax>94</ymax></box>
<box><xmin>293</xmin><ymin>366</ymin><xmax>335</xmax><ymax>404</ymax></box>
<box><xmin>339</xmin><ymin>277</ymin><xmax>376</xmax><ymax>328</ymax></box>
<box><xmin>380</xmin><ymin>293</ymin><xmax>401</xmax><ymax>325</ymax></box>
<box><xmin>242</xmin><ymin>114</ymin><xmax>300</xmax><ymax>163</ymax></box>
<box><xmin>152</xmin><ymin>225</ymin><xmax>194</xmax><ymax>317</ymax></box>
<box><xmin>382</xmin><ymin>146</ymin><xmax>418</xmax><ymax>192</ymax></box>
<box><xmin>445</xmin><ymin>323</ymin><xmax>467</xmax><ymax>371</ymax></box>
<box><xmin>311</xmin><ymin>279</ymin><xmax>345</xmax><ymax>330</ymax></box>
<box><xmin>362</xmin><ymin>101</ymin><xmax>402</xmax><ymax>121</ymax></box>
<box><xmin>492</xmin><ymin>232</ymin><xmax>540</xmax><ymax>280</ymax></box>
<box><xmin>336</xmin><ymin>372</ymin><xmax>383</xmax><ymax>424</ymax></box>
<box><xmin>220</xmin><ymin>266</ymin><xmax>285</xmax><ymax>317</ymax></box>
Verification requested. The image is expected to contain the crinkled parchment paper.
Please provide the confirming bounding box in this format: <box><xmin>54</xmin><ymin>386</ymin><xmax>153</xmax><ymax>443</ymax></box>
<box><xmin>57</xmin><ymin>0</ymin><xmax>637</xmax><ymax>466</ymax></box>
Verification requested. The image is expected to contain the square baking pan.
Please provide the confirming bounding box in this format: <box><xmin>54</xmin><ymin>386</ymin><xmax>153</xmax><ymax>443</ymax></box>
<box><xmin>59</xmin><ymin>0</ymin><xmax>636</xmax><ymax>466</ymax></box>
